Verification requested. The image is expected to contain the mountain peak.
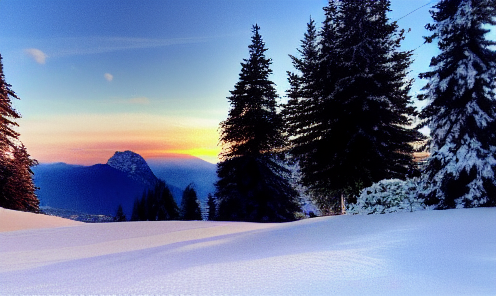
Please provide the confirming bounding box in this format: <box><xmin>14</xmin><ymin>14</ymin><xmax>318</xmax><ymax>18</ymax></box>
<box><xmin>107</xmin><ymin>151</ymin><xmax>158</xmax><ymax>186</ymax></box>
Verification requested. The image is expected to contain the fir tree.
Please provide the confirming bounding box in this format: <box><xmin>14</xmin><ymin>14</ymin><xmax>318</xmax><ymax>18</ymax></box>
<box><xmin>216</xmin><ymin>25</ymin><xmax>300</xmax><ymax>222</ymax></box>
<box><xmin>115</xmin><ymin>204</ymin><xmax>127</xmax><ymax>222</ymax></box>
<box><xmin>0</xmin><ymin>54</ymin><xmax>39</xmax><ymax>212</ymax></box>
<box><xmin>284</xmin><ymin>17</ymin><xmax>320</xmax><ymax>155</ymax></box>
<box><xmin>130</xmin><ymin>198</ymin><xmax>140</xmax><ymax>221</ymax></box>
<box><xmin>284</xmin><ymin>12</ymin><xmax>338</xmax><ymax>213</ymax></box>
<box><xmin>131</xmin><ymin>181</ymin><xmax>179</xmax><ymax>221</ymax></box>
<box><xmin>419</xmin><ymin>0</ymin><xmax>496</xmax><ymax>208</ymax></box>
<box><xmin>154</xmin><ymin>180</ymin><xmax>179</xmax><ymax>220</ymax></box>
<box><xmin>293</xmin><ymin>3</ymin><xmax>343</xmax><ymax>213</ymax></box>
<box><xmin>327</xmin><ymin>0</ymin><xmax>422</xmax><ymax>198</ymax></box>
<box><xmin>206</xmin><ymin>193</ymin><xmax>216</xmax><ymax>221</ymax></box>
<box><xmin>285</xmin><ymin>1</ymin><xmax>423</xmax><ymax>213</ymax></box>
<box><xmin>138</xmin><ymin>192</ymin><xmax>147</xmax><ymax>220</ymax></box>
<box><xmin>180</xmin><ymin>184</ymin><xmax>202</xmax><ymax>220</ymax></box>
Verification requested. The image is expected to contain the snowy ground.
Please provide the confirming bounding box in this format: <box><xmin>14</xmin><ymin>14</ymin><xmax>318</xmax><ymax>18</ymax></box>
<box><xmin>1</xmin><ymin>207</ymin><xmax>495</xmax><ymax>295</ymax></box>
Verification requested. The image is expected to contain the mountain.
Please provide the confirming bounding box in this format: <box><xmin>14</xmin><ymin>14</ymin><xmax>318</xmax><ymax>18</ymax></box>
<box><xmin>32</xmin><ymin>152</ymin><xmax>217</xmax><ymax>220</ymax></box>
<box><xmin>107</xmin><ymin>151</ymin><xmax>158</xmax><ymax>186</ymax></box>
<box><xmin>34</xmin><ymin>151</ymin><xmax>163</xmax><ymax>220</ymax></box>
<box><xmin>147</xmin><ymin>156</ymin><xmax>218</xmax><ymax>203</ymax></box>
<box><xmin>33</xmin><ymin>163</ymin><xmax>149</xmax><ymax>219</ymax></box>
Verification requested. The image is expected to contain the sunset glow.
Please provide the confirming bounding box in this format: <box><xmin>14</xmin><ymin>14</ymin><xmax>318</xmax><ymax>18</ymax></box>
<box><xmin>18</xmin><ymin>113</ymin><xmax>221</xmax><ymax>164</ymax></box>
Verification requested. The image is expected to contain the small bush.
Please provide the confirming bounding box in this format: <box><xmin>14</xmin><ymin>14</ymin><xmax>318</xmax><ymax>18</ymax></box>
<box><xmin>347</xmin><ymin>178</ymin><xmax>426</xmax><ymax>215</ymax></box>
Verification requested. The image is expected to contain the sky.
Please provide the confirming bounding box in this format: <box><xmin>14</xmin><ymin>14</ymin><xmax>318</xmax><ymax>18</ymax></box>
<box><xmin>0</xmin><ymin>0</ymin><xmax>445</xmax><ymax>164</ymax></box>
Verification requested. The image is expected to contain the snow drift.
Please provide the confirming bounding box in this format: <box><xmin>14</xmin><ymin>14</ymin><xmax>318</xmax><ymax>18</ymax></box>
<box><xmin>0</xmin><ymin>207</ymin><xmax>82</xmax><ymax>232</ymax></box>
<box><xmin>1</xmin><ymin>207</ymin><xmax>495</xmax><ymax>295</ymax></box>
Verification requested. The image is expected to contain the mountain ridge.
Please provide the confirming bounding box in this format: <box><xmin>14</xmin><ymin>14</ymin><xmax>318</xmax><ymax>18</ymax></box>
<box><xmin>107</xmin><ymin>151</ymin><xmax>158</xmax><ymax>186</ymax></box>
<box><xmin>33</xmin><ymin>152</ymin><xmax>218</xmax><ymax>220</ymax></box>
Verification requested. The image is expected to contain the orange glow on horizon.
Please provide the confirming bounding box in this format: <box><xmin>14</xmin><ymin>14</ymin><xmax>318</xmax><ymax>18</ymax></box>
<box><xmin>22</xmin><ymin>141</ymin><xmax>221</xmax><ymax>165</ymax></box>
<box><xmin>165</xmin><ymin>148</ymin><xmax>221</xmax><ymax>164</ymax></box>
<box><xmin>18</xmin><ymin>113</ymin><xmax>221</xmax><ymax>165</ymax></box>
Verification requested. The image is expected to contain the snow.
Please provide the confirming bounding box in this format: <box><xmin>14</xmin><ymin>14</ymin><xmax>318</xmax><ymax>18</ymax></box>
<box><xmin>0</xmin><ymin>207</ymin><xmax>82</xmax><ymax>232</ymax></box>
<box><xmin>347</xmin><ymin>179</ymin><xmax>426</xmax><ymax>215</ymax></box>
<box><xmin>1</xmin><ymin>207</ymin><xmax>496</xmax><ymax>295</ymax></box>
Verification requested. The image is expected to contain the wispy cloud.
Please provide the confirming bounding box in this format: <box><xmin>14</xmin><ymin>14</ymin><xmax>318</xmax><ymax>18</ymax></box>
<box><xmin>24</xmin><ymin>48</ymin><xmax>47</xmax><ymax>64</ymax></box>
<box><xmin>110</xmin><ymin>97</ymin><xmax>151</xmax><ymax>105</ymax></box>
<box><xmin>51</xmin><ymin>36</ymin><xmax>211</xmax><ymax>57</ymax></box>
<box><xmin>104</xmin><ymin>73</ymin><xmax>113</xmax><ymax>82</ymax></box>
<box><xmin>127</xmin><ymin>97</ymin><xmax>150</xmax><ymax>105</ymax></box>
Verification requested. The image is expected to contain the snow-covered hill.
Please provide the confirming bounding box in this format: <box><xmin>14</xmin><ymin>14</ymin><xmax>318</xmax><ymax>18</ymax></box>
<box><xmin>1</xmin><ymin>208</ymin><xmax>495</xmax><ymax>295</ymax></box>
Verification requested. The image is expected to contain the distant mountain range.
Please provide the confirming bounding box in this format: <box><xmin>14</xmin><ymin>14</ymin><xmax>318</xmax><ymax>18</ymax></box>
<box><xmin>147</xmin><ymin>156</ymin><xmax>217</xmax><ymax>201</ymax></box>
<box><xmin>33</xmin><ymin>151</ymin><xmax>218</xmax><ymax>220</ymax></box>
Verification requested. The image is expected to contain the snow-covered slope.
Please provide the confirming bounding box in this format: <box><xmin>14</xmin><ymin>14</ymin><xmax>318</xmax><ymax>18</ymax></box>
<box><xmin>0</xmin><ymin>207</ymin><xmax>82</xmax><ymax>232</ymax></box>
<box><xmin>1</xmin><ymin>208</ymin><xmax>495</xmax><ymax>295</ymax></box>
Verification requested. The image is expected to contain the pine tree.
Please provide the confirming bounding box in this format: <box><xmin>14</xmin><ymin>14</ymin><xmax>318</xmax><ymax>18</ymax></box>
<box><xmin>138</xmin><ymin>192</ymin><xmax>147</xmax><ymax>220</ymax></box>
<box><xmin>206</xmin><ymin>193</ymin><xmax>216</xmax><ymax>221</ymax></box>
<box><xmin>131</xmin><ymin>181</ymin><xmax>179</xmax><ymax>221</ymax></box>
<box><xmin>284</xmin><ymin>11</ymin><xmax>339</xmax><ymax>213</ymax></box>
<box><xmin>326</xmin><ymin>0</ymin><xmax>422</xmax><ymax>198</ymax></box>
<box><xmin>285</xmin><ymin>1</ymin><xmax>423</xmax><ymax>212</ymax></box>
<box><xmin>284</xmin><ymin>17</ymin><xmax>320</xmax><ymax>155</ymax></box>
<box><xmin>293</xmin><ymin>3</ymin><xmax>343</xmax><ymax>214</ymax></box>
<box><xmin>154</xmin><ymin>180</ymin><xmax>179</xmax><ymax>220</ymax></box>
<box><xmin>180</xmin><ymin>184</ymin><xmax>202</xmax><ymax>220</ymax></box>
<box><xmin>216</xmin><ymin>25</ymin><xmax>301</xmax><ymax>222</ymax></box>
<box><xmin>115</xmin><ymin>204</ymin><xmax>127</xmax><ymax>222</ymax></box>
<box><xmin>0</xmin><ymin>54</ymin><xmax>39</xmax><ymax>213</ymax></box>
<box><xmin>130</xmin><ymin>198</ymin><xmax>140</xmax><ymax>221</ymax></box>
<box><xmin>419</xmin><ymin>0</ymin><xmax>496</xmax><ymax>208</ymax></box>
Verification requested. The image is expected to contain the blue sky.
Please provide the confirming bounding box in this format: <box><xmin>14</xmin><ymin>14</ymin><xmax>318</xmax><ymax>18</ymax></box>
<box><xmin>0</xmin><ymin>0</ymin><xmax>443</xmax><ymax>164</ymax></box>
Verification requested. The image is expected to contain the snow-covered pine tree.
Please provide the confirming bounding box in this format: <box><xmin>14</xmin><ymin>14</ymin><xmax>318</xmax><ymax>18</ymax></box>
<box><xmin>419</xmin><ymin>0</ymin><xmax>496</xmax><ymax>208</ymax></box>
<box><xmin>180</xmin><ymin>184</ymin><xmax>202</xmax><ymax>220</ymax></box>
<box><xmin>0</xmin><ymin>54</ymin><xmax>39</xmax><ymax>213</ymax></box>
<box><xmin>216</xmin><ymin>25</ymin><xmax>300</xmax><ymax>222</ymax></box>
<box><xmin>285</xmin><ymin>1</ymin><xmax>423</xmax><ymax>213</ymax></box>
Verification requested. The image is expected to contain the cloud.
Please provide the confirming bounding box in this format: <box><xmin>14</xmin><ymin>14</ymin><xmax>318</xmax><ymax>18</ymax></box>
<box><xmin>127</xmin><ymin>97</ymin><xmax>150</xmax><ymax>105</ymax></box>
<box><xmin>24</xmin><ymin>48</ymin><xmax>47</xmax><ymax>64</ymax></box>
<box><xmin>104</xmin><ymin>73</ymin><xmax>113</xmax><ymax>82</ymax></box>
<box><xmin>48</xmin><ymin>36</ymin><xmax>213</xmax><ymax>58</ymax></box>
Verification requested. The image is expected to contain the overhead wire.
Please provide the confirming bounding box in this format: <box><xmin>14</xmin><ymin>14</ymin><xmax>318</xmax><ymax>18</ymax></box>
<box><xmin>395</xmin><ymin>1</ymin><xmax>434</xmax><ymax>22</ymax></box>
<box><xmin>394</xmin><ymin>1</ymin><xmax>436</xmax><ymax>52</ymax></box>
